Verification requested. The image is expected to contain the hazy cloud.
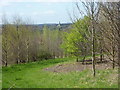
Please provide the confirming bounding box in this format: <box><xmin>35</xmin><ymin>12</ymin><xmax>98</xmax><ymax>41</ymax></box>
<box><xmin>19</xmin><ymin>12</ymin><xmax>25</xmax><ymax>16</ymax></box>
<box><xmin>0</xmin><ymin>0</ymin><xmax>77</xmax><ymax>7</ymax></box>
<box><xmin>0</xmin><ymin>0</ymin><xmax>119</xmax><ymax>5</ymax></box>
<box><xmin>32</xmin><ymin>10</ymin><xmax>55</xmax><ymax>16</ymax></box>
<box><xmin>44</xmin><ymin>10</ymin><xmax>55</xmax><ymax>14</ymax></box>
<box><xmin>1</xmin><ymin>0</ymin><xmax>119</xmax><ymax>7</ymax></box>
<box><xmin>0</xmin><ymin>1</ymin><xmax>11</xmax><ymax>7</ymax></box>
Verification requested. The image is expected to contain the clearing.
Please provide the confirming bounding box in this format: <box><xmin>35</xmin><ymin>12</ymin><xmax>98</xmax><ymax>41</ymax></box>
<box><xmin>44</xmin><ymin>61</ymin><xmax>112</xmax><ymax>73</ymax></box>
<box><xmin>2</xmin><ymin>57</ymin><xmax>118</xmax><ymax>88</ymax></box>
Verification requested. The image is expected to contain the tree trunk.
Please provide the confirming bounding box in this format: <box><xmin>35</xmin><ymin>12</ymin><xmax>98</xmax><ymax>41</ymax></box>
<box><xmin>16</xmin><ymin>58</ymin><xmax>19</xmax><ymax>64</ymax></box>
<box><xmin>112</xmin><ymin>45</ymin><xmax>115</xmax><ymax>69</ymax></box>
<box><xmin>26</xmin><ymin>39</ymin><xmax>29</xmax><ymax>62</ymax></box>
<box><xmin>3</xmin><ymin>25</ymin><xmax>8</xmax><ymax>67</ymax></box>
<box><xmin>100</xmin><ymin>39</ymin><xmax>103</xmax><ymax>62</ymax></box>
<box><xmin>118</xmin><ymin>41</ymin><xmax>120</xmax><ymax>67</ymax></box>
<box><xmin>92</xmin><ymin>48</ymin><xmax>96</xmax><ymax>77</ymax></box>
<box><xmin>5</xmin><ymin>51</ymin><xmax>8</xmax><ymax>66</ymax></box>
<box><xmin>17</xmin><ymin>25</ymin><xmax>20</xmax><ymax>64</ymax></box>
<box><xmin>100</xmin><ymin>48</ymin><xmax>103</xmax><ymax>62</ymax></box>
<box><xmin>92</xmin><ymin>18</ymin><xmax>96</xmax><ymax>77</ymax></box>
<box><xmin>82</xmin><ymin>55</ymin><xmax>86</xmax><ymax>64</ymax></box>
<box><xmin>76</xmin><ymin>57</ymin><xmax>78</xmax><ymax>62</ymax></box>
<box><xmin>5</xmin><ymin>61</ymin><xmax>7</xmax><ymax>67</ymax></box>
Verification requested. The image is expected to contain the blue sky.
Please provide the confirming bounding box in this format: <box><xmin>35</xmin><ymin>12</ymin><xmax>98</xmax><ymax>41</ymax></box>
<box><xmin>0</xmin><ymin>1</ymin><xmax>78</xmax><ymax>24</ymax></box>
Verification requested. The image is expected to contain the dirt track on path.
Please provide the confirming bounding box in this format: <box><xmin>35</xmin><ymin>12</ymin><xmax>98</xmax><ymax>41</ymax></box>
<box><xmin>43</xmin><ymin>61</ymin><xmax>115</xmax><ymax>73</ymax></box>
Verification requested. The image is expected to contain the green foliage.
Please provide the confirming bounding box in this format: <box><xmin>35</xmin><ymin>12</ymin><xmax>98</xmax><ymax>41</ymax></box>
<box><xmin>61</xmin><ymin>16</ymin><xmax>91</xmax><ymax>57</ymax></box>
<box><xmin>37</xmin><ymin>51</ymin><xmax>53</xmax><ymax>60</ymax></box>
<box><xmin>2</xmin><ymin>20</ymin><xmax>65</xmax><ymax>65</ymax></box>
<box><xmin>41</xmin><ymin>25</ymin><xmax>63</xmax><ymax>59</ymax></box>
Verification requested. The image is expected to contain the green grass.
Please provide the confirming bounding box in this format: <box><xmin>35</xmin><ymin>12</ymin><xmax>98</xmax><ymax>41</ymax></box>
<box><xmin>0</xmin><ymin>67</ymin><xmax>2</xmax><ymax>90</ymax></box>
<box><xmin>2</xmin><ymin>57</ymin><xmax>118</xmax><ymax>88</ymax></box>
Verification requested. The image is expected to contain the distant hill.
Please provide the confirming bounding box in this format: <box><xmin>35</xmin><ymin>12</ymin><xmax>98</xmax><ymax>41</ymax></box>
<box><xmin>0</xmin><ymin>23</ymin><xmax>72</xmax><ymax>31</ymax></box>
<box><xmin>32</xmin><ymin>23</ymin><xmax>72</xmax><ymax>30</ymax></box>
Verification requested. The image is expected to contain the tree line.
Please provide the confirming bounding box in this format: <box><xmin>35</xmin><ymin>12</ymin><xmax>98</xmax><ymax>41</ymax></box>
<box><xmin>2</xmin><ymin>16</ymin><xmax>65</xmax><ymax>66</ymax></box>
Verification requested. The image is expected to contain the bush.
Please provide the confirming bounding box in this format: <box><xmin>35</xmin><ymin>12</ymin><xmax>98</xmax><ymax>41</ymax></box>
<box><xmin>37</xmin><ymin>51</ymin><xmax>53</xmax><ymax>60</ymax></box>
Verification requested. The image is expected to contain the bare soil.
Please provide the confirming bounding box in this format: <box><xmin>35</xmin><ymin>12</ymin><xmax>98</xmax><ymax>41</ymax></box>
<box><xmin>44</xmin><ymin>60</ymin><xmax>116</xmax><ymax>73</ymax></box>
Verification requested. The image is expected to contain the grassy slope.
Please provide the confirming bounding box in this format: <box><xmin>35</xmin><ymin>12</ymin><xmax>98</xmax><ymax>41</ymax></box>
<box><xmin>2</xmin><ymin>57</ymin><xmax>118</xmax><ymax>88</ymax></box>
<box><xmin>0</xmin><ymin>67</ymin><xmax>1</xmax><ymax>89</ymax></box>
<box><xmin>0</xmin><ymin>35</ymin><xmax>2</xmax><ymax>89</ymax></box>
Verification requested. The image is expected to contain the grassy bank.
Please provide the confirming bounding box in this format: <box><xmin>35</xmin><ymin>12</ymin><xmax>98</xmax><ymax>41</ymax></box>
<box><xmin>2</xmin><ymin>57</ymin><xmax>118</xmax><ymax>88</ymax></box>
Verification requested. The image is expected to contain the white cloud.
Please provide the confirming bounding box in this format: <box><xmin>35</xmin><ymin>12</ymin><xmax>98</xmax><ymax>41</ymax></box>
<box><xmin>19</xmin><ymin>12</ymin><xmax>25</xmax><ymax>16</ymax></box>
<box><xmin>32</xmin><ymin>12</ymin><xmax>39</xmax><ymax>16</ymax></box>
<box><xmin>0</xmin><ymin>1</ymin><xmax>11</xmax><ymax>7</ymax></box>
<box><xmin>0</xmin><ymin>0</ymin><xmax>70</xmax><ymax>7</ymax></box>
<box><xmin>0</xmin><ymin>13</ymin><xmax>2</xmax><ymax>16</ymax></box>
<box><xmin>26</xmin><ymin>4</ymin><xmax>32</xmax><ymax>8</ymax></box>
<box><xmin>0</xmin><ymin>0</ymin><xmax>119</xmax><ymax>3</ymax></box>
<box><xmin>0</xmin><ymin>0</ymin><xmax>119</xmax><ymax>7</ymax></box>
<box><xmin>0</xmin><ymin>0</ymin><xmax>78</xmax><ymax>7</ymax></box>
<box><xmin>0</xmin><ymin>0</ymin><xmax>75</xmax><ymax>3</ymax></box>
<box><xmin>44</xmin><ymin>10</ymin><xmax>55</xmax><ymax>14</ymax></box>
<box><xmin>32</xmin><ymin>10</ymin><xmax>55</xmax><ymax>16</ymax></box>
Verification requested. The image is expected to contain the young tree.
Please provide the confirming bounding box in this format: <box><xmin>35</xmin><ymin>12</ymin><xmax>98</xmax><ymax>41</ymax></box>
<box><xmin>99</xmin><ymin>2</ymin><xmax>120</xmax><ymax>68</ymax></box>
<box><xmin>2</xmin><ymin>25</ymin><xmax>9</xmax><ymax>66</ymax></box>
<box><xmin>2</xmin><ymin>16</ymin><xmax>10</xmax><ymax>66</ymax></box>
<box><xmin>74</xmin><ymin>1</ymin><xmax>100</xmax><ymax>76</ymax></box>
<box><xmin>61</xmin><ymin>16</ymin><xmax>90</xmax><ymax>62</ymax></box>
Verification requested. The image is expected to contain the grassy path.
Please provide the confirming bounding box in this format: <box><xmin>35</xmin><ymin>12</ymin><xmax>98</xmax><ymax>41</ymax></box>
<box><xmin>2</xmin><ymin>58</ymin><xmax>118</xmax><ymax>88</ymax></box>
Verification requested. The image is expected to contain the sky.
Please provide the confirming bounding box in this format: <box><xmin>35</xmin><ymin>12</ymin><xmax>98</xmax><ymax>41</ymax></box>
<box><xmin>1</xmin><ymin>0</ymin><xmax>117</xmax><ymax>24</ymax></box>
<box><xmin>0</xmin><ymin>0</ymin><xmax>79</xmax><ymax>24</ymax></box>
